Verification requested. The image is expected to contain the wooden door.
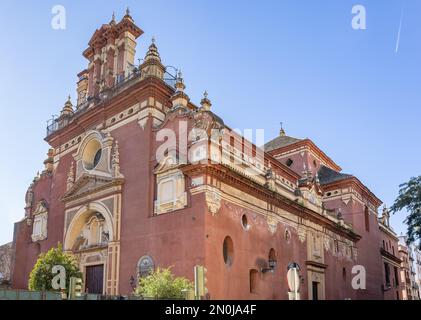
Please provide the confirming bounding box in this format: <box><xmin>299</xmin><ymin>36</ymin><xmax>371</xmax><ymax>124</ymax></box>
<box><xmin>85</xmin><ymin>265</ymin><xmax>104</xmax><ymax>294</ymax></box>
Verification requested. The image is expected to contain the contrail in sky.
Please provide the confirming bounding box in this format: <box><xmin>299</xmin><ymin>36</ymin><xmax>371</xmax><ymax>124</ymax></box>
<box><xmin>395</xmin><ymin>9</ymin><xmax>404</xmax><ymax>53</ymax></box>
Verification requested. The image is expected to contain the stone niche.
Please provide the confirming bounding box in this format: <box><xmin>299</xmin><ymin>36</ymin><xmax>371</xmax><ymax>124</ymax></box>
<box><xmin>73</xmin><ymin>130</ymin><xmax>114</xmax><ymax>180</ymax></box>
<box><xmin>31</xmin><ymin>201</ymin><xmax>48</xmax><ymax>242</ymax></box>
<box><xmin>154</xmin><ymin>156</ymin><xmax>187</xmax><ymax>215</ymax></box>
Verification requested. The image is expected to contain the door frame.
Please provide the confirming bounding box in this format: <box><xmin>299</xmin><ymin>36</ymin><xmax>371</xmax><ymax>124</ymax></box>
<box><xmin>84</xmin><ymin>263</ymin><xmax>106</xmax><ymax>295</ymax></box>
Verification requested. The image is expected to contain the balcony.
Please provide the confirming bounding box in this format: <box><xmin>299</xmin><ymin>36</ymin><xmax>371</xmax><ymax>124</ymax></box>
<box><xmin>46</xmin><ymin>68</ymin><xmax>177</xmax><ymax>137</ymax></box>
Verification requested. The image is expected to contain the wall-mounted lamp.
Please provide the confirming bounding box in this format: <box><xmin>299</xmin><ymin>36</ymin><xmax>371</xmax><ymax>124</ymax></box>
<box><xmin>261</xmin><ymin>258</ymin><xmax>277</xmax><ymax>273</ymax></box>
<box><xmin>129</xmin><ymin>276</ymin><xmax>136</xmax><ymax>290</ymax></box>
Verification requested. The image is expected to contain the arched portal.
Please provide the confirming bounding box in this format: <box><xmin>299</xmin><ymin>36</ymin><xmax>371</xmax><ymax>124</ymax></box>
<box><xmin>64</xmin><ymin>202</ymin><xmax>115</xmax><ymax>295</ymax></box>
<box><xmin>64</xmin><ymin>202</ymin><xmax>114</xmax><ymax>251</ymax></box>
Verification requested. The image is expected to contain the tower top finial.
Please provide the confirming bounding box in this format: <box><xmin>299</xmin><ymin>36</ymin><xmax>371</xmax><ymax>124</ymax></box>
<box><xmin>65</xmin><ymin>95</ymin><xmax>73</xmax><ymax>107</ymax></box>
<box><xmin>111</xmin><ymin>11</ymin><xmax>116</xmax><ymax>24</ymax></box>
<box><xmin>60</xmin><ymin>96</ymin><xmax>74</xmax><ymax>118</ymax></box>
<box><xmin>126</xmin><ymin>7</ymin><xmax>130</xmax><ymax>16</ymax></box>
<box><xmin>200</xmin><ymin>90</ymin><xmax>212</xmax><ymax>111</ymax></box>
<box><xmin>175</xmin><ymin>70</ymin><xmax>186</xmax><ymax>92</ymax></box>
<box><xmin>280</xmin><ymin>122</ymin><xmax>286</xmax><ymax>136</ymax></box>
<box><xmin>143</xmin><ymin>37</ymin><xmax>161</xmax><ymax>62</ymax></box>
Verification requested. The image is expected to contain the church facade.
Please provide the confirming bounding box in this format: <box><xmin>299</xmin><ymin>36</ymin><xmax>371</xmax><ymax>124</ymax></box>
<box><xmin>12</xmin><ymin>12</ymin><xmax>400</xmax><ymax>300</ymax></box>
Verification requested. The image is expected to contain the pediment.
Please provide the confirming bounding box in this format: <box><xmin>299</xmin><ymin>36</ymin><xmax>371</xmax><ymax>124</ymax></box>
<box><xmin>154</xmin><ymin>155</ymin><xmax>182</xmax><ymax>174</ymax></box>
<box><xmin>62</xmin><ymin>173</ymin><xmax>124</xmax><ymax>203</ymax></box>
<box><xmin>33</xmin><ymin>200</ymin><xmax>48</xmax><ymax>216</ymax></box>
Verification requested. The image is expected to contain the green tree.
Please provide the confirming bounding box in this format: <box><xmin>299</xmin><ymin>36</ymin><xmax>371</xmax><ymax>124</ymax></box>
<box><xmin>135</xmin><ymin>267</ymin><xmax>193</xmax><ymax>300</ymax></box>
<box><xmin>391</xmin><ymin>176</ymin><xmax>421</xmax><ymax>247</ymax></box>
<box><xmin>28</xmin><ymin>243</ymin><xmax>82</xmax><ymax>293</ymax></box>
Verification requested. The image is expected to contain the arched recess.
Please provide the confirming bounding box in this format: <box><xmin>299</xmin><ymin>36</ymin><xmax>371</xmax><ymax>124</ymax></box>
<box><xmin>64</xmin><ymin>201</ymin><xmax>115</xmax><ymax>252</ymax></box>
<box><xmin>73</xmin><ymin>130</ymin><xmax>113</xmax><ymax>179</ymax></box>
<box><xmin>75</xmin><ymin>130</ymin><xmax>105</xmax><ymax>161</ymax></box>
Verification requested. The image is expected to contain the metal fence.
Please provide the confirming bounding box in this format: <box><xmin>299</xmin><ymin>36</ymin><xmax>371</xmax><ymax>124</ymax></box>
<box><xmin>0</xmin><ymin>289</ymin><xmax>61</xmax><ymax>300</ymax></box>
<box><xmin>46</xmin><ymin>67</ymin><xmax>178</xmax><ymax>138</ymax></box>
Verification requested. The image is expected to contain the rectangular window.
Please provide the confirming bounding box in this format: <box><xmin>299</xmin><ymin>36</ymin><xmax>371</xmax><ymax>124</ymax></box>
<box><xmin>252</xmin><ymin>145</ymin><xmax>257</xmax><ymax>158</ymax></box>
<box><xmin>394</xmin><ymin>267</ymin><xmax>399</xmax><ymax>287</ymax></box>
<box><xmin>230</xmin><ymin>136</ymin><xmax>235</xmax><ymax>163</ymax></box>
<box><xmin>312</xmin><ymin>282</ymin><xmax>319</xmax><ymax>301</ymax></box>
<box><xmin>160</xmin><ymin>180</ymin><xmax>174</xmax><ymax>204</ymax></box>
<box><xmin>384</xmin><ymin>263</ymin><xmax>391</xmax><ymax>287</ymax></box>
<box><xmin>33</xmin><ymin>219</ymin><xmax>42</xmax><ymax>236</ymax></box>
<box><xmin>364</xmin><ymin>206</ymin><xmax>370</xmax><ymax>232</ymax></box>
<box><xmin>249</xmin><ymin>270</ymin><xmax>258</xmax><ymax>294</ymax></box>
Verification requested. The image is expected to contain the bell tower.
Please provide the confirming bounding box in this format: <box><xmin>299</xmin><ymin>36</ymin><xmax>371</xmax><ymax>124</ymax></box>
<box><xmin>78</xmin><ymin>9</ymin><xmax>143</xmax><ymax>101</ymax></box>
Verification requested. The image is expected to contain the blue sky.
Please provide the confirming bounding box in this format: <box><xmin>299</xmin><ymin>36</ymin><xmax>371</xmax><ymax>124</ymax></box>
<box><xmin>0</xmin><ymin>0</ymin><xmax>419</xmax><ymax>244</ymax></box>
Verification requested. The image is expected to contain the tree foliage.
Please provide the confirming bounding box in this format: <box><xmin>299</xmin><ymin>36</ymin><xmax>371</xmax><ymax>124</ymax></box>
<box><xmin>391</xmin><ymin>176</ymin><xmax>421</xmax><ymax>247</ymax></box>
<box><xmin>28</xmin><ymin>243</ymin><xmax>82</xmax><ymax>293</ymax></box>
<box><xmin>135</xmin><ymin>267</ymin><xmax>193</xmax><ymax>300</ymax></box>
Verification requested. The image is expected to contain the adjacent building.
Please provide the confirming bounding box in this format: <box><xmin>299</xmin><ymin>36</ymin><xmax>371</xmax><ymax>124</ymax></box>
<box><xmin>10</xmin><ymin>12</ymin><xmax>403</xmax><ymax>300</ymax></box>
<box><xmin>378</xmin><ymin>208</ymin><xmax>401</xmax><ymax>300</ymax></box>
<box><xmin>414</xmin><ymin>246</ymin><xmax>421</xmax><ymax>299</ymax></box>
<box><xmin>0</xmin><ymin>242</ymin><xmax>13</xmax><ymax>288</ymax></box>
<box><xmin>398</xmin><ymin>236</ymin><xmax>419</xmax><ymax>300</ymax></box>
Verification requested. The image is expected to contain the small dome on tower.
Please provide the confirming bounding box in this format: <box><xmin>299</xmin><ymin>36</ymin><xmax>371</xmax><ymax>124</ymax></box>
<box><xmin>175</xmin><ymin>71</ymin><xmax>186</xmax><ymax>92</ymax></box>
<box><xmin>110</xmin><ymin>12</ymin><xmax>116</xmax><ymax>25</ymax></box>
<box><xmin>122</xmin><ymin>7</ymin><xmax>134</xmax><ymax>22</ymax></box>
<box><xmin>60</xmin><ymin>96</ymin><xmax>74</xmax><ymax>117</ymax></box>
<box><xmin>200</xmin><ymin>91</ymin><xmax>212</xmax><ymax>111</ymax></box>
<box><xmin>144</xmin><ymin>37</ymin><xmax>161</xmax><ymax>62</ymax></box>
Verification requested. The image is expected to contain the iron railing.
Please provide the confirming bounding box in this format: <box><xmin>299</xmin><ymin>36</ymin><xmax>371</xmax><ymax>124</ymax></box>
<box><xmin>46</xmin><ymin>67</ymin><xmax>178</xmax><ymax>137</ymax></box>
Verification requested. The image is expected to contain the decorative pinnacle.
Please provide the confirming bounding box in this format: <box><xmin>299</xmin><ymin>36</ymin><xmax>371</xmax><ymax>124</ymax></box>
<box><xmin>126</xmin><ymin>7</ymin><xmax>130</xmax><ymax>16</ymax></box>
<box><xmin>175</xmin><ymin>70</ymin><xmax>185</xmax><ymax>90</ymax></box>
<box><xmin>144</xmin><ymin>37</ymin><xmax>161</xmax><ymax>62</ymax></box>
<box><xmin>200</xmin><ymin>90</ymin><xmax>212</xmax><ymax>111</ymax></box>
<box><xmin>64</xmin><ymin>95</ymin><xmax>73</xmax><ymax>107</ymax></box>
<box><xmin>280</xmin><ymin>122</ymin><xmax>286</xmax><ymax>136</ymax></box>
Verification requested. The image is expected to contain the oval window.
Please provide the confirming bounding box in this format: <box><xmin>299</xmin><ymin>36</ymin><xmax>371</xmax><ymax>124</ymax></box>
<box><xmin>241</xmin><ymin>214</ymin><xmax>249</xmax><ymax>230</ymax></box>
<box><xmin>82</xmin><ymin>139</ymin><xmax>102</xmax><ymax>170</ymax></box>
<box><xmin>223</xmin><ymin>236</ymin><xmax>234</xmax><ymax>267</ymax></box>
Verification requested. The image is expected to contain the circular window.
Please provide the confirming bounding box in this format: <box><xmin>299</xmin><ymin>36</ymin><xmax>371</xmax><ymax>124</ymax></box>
<box><xmin>223</xmin><ymin>236</ymin><xmax>234</xmax><ymax>267</ymax></box>
<box><xmin>241</xmin><ymin>214</ymin><xmax>249</xmax><ymax>230</ymax></box>
<box><xmin>82</xmin><ymin>139</ymin><xmax>102</xmax><ymax>170</ymax></box>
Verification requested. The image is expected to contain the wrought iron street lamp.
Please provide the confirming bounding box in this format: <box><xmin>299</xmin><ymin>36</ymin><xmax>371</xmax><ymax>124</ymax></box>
<box><xmin>129</xmin><ymin>276</ymin><xmax>136</xmax><ymax>291</ymax></box>
<box><xmin>261</xmin><ymin>257</ymin><xmax>277</xmax><ymax>273</ymax></box>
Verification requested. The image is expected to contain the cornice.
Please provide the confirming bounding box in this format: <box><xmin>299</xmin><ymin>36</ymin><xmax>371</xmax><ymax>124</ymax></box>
<box><xmin>182</xmin><ymin>163</ymin><xmax>361</xmax><ymax>242</ymax></box>
<box><xmin>381</xmin><ymin>248</ymin><xmax>402</xmax><ymax>265</ymax></box>
<box><xmin>46</xmin><ymin>77</ymin><xmax>174</xmax><ymax>148</ymax></box>
<box><xmin>269</xmin><ymin>138</ymin><xmax>342</xmax><ymax>172</ymax></box>
<box><xmin>321</xmin><ymin>176</ymin><xmax>382</xmax><ymax>208</ymax></box>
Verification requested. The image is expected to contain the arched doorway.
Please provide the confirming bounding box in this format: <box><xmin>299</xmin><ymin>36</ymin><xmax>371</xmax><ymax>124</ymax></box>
<box><xmin>64</xmin><ymin>204</ymin><xmax>114</xmax><ymax>295</ymax></box>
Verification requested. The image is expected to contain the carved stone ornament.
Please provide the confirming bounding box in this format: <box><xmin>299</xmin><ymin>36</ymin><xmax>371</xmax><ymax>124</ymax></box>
<box><xmin>206</xmin><ymin>188</ymin><xmax>221</xmax><ymax>216</ymax></box>
<box><xmin>267</xmin><ymin>216</ymin><xmax>278</xmax><ymax>235</ymax></box>
<box><xmin>31</xmin><ymin>200</ymin><xmax>49</xmax><ymax>242</ymax></box>
<box><xmin>352</xmin><ymin>247</ymin><xmax>358</xmax><ymax>260</ymax></box>
<box><xmin>138</xmin><ymin>256</ymin><xmax>155</xmax><ymax>278</ymax></box>
<box><xmin>297</xmin><ymin>227</ymin><xmax>307</xmax><ymax>243</ymax></box>
<box><xmin>324</xmin><ymin>237</ymin><xmax>331</xmax><ymax>252</ymax></box>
